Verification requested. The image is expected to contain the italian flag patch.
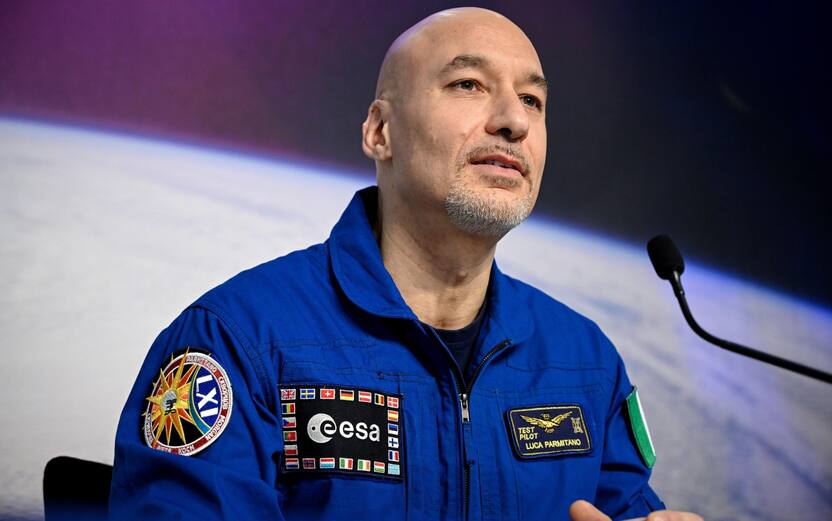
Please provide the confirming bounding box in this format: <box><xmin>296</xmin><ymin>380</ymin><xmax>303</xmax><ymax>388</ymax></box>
<box><xmin>625</xmin><ymin>387</ymin><xmax>656</xmax><ymax>469</ymax></box>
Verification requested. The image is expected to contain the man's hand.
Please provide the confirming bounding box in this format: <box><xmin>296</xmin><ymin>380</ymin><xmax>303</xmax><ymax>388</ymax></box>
<box><xmin>569</xmin><ymin>499</ymin><xmax>704</xmax><ymax>521</ymax></box>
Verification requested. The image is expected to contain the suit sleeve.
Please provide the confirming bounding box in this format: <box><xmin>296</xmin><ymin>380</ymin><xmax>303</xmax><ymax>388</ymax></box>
<box><xmin>108</xmin><ymin>306</ymin><xmax>286</xmax><ymax>520</ymax></box>
<box><xmin>594</xmin><ymin>336</ymin><xmax>666</xmax><ymax>520</ymax></box>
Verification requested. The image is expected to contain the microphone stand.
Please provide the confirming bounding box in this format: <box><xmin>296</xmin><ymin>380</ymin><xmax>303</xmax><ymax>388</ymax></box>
<box><xmin>668</xmin><ymin>272</ymin><xmax>832</xmax><ymax>385</ymax></box>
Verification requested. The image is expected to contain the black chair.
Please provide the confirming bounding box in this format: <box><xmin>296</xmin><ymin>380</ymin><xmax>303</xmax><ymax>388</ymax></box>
<box><xmin>43</xmin><ymin>456</ymin><xmax>112</xmax><ymax>521</ymax></box>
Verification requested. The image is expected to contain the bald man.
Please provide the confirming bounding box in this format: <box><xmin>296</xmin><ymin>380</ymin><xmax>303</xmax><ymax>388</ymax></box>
<box><xmin>110</xmin><ymin>8</ymin><xmax>701</xmax><ymax>521</ymax></box>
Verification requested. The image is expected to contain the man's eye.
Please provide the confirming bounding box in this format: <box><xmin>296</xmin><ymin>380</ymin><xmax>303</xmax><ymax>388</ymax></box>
<box><xmin>521</xmin><ymin>95</ymin><xmax>543</xmax><ymax>110</ymax></box>
<box><xmin>453</xmin><ymin>80</ymin><xmax>478</xmax><ymax>91</ymax></box>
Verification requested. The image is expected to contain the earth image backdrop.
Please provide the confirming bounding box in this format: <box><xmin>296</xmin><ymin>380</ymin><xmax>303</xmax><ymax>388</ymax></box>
<box><xmin>1</xmin><ymin>2</ymin><xmax>830</xmax><ymax>520</ymax></box>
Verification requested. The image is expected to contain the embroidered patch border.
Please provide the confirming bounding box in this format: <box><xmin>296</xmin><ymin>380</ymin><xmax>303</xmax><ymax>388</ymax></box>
<box><xmin>279</xmin><ymin>384</ymin><xmax>404</xmax><ymax>480</ymax></box>
<box><xmin>625</xmin><ymin>386</ymin><xmax>656</xmax><ymax>468</ymax></box>
<box><xmin>506</xmin><ymin>404</ymin><xmax>592</xmax><ymax>459</ymax></box>
<box><xmin>143</xmin><ymin>349</ymin><xmax>233</xmax><ymax>456</ymax></box>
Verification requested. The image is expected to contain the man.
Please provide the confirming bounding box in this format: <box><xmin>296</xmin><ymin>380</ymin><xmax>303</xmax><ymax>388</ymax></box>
<box><xmin>110</xmin><ymin>7</ymin><xmax>702</xmax><ymax>521</ymax></box>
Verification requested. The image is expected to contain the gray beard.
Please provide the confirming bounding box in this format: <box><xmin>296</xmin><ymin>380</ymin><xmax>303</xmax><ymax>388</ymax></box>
<box><xmin>444</xmin><ymin>174</ymin><xmax>533</xmax><ymax>237</ymax></box>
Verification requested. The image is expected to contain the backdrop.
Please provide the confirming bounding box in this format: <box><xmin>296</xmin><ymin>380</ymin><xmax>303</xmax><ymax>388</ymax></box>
<box><xmin>1</xmin><ymin>2</ymin><xmax>830</xmax><ymax>520</ymax></box>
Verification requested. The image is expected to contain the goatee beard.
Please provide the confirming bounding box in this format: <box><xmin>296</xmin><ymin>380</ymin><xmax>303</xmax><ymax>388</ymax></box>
<box><xmin>444</xmin><ymin>173</ymin><xmax>533</xmax><ymax>237</ymax></box>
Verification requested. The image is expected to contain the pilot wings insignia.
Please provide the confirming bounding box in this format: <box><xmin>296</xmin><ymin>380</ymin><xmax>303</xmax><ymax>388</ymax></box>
<box><xmin>521</xmin><ymin>412</ymin><xmax>572</xmax><ymax>433</ymax></box>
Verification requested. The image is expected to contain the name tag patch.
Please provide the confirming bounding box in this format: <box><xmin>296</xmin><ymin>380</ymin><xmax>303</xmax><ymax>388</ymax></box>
<box><xmin>506</xmin><ymin>404</ymin><xmax>591</xmax><ymax>458</ymax></box>
<box><xmin>279</xmin><ymin>385</ymin><xmax>404</xmax><ymax>480</ymax></box>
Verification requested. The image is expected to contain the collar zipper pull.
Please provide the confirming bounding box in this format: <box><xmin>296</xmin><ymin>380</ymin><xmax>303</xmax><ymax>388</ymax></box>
<box><xmin>460</xmin><ymin>393</ymin><xmax>471</xmax><ymax>423</ymax></box>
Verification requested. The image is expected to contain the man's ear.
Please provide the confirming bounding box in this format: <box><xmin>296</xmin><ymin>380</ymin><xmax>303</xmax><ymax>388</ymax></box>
<box><xmin>362</xmin><ymin>100</ymin><xmax>392</xmax><ymax>161</ymax></box>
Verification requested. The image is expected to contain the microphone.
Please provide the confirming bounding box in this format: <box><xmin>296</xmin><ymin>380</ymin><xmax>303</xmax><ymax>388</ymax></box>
<box><xmin>647</xmin><ymin>234</ymin><xmax>685</xmax><ymax>297</ymax></box>
<box><xmin>647</xmin><ymin>234</ymin><xmax>832</xmax><ymax>385</ymax></box>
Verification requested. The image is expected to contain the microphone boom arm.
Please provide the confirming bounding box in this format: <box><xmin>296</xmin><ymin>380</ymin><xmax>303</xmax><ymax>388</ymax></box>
<box><xmin>670</xmin><ymin>273</ymin><xmax>832</xmax><ymax>385</ymax></box>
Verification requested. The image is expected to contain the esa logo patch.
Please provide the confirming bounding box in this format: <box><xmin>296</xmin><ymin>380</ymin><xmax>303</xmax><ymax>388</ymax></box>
<box><xmin>143</xmin><ymin>349</ymin><xmax>232</xmax><ymax>456</ymax></box>
<box><xmin>279</xmin><ymin>385</ymin><xmax>403</xmax><ymax>480</ymax></box>
<box><xmin>506</xmin><ymin>404</ymin><xmax>591</xmax><ymax>458</ymax></box>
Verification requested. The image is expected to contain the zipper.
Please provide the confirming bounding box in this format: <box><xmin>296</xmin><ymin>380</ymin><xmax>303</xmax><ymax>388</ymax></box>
<box><xmin>459</xmin><ymin>338</ymin><xmax>511</xmax><ymax>423</ymax></box>
<box><xmin>421</xmin><ymin>321</ymin><xmax>513</xmax><ymax>520</ymax></box>
<box><xmin>463</xmin><ymin>461</ymin><xmax>471</xmax><ymax>516</ymax></box>
<box><xmin>457</xmin><ymin>338</ymin><xmax>512</xmax><ymax>519</ymax></box>
<box><xmin>460</xmin><ymin>393</ymin><xmax>471</xmax><ymax>422</ymax></box>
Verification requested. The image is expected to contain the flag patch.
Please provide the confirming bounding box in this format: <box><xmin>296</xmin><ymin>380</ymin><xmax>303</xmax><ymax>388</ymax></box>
<box><xmin>625</xmin><ymin>386</ymin><xmax>656</xmax><ymax>468</ymax></box>
<box><xmin>278</xmin><ymin>384</ymin><xmax>404</xmax><ymax>480</ymax></box>
<box><xmin>506</xmin><ymin>404</ymin><xmax>592</xmax><ymax>459</ymax></box>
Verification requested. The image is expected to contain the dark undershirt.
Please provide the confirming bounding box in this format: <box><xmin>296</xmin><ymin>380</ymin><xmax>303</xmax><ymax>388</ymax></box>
<box><xmin>424</xmin><ymin>302</ymin><xmax>487</xmax><ymax>384</ymax></box>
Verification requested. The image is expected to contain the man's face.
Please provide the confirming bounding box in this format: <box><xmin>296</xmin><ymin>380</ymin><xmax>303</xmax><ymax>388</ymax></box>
<box><xmin>384</xmin><ymin>12</ymin><xmax>547</xmax><ymax>237</ymax></box>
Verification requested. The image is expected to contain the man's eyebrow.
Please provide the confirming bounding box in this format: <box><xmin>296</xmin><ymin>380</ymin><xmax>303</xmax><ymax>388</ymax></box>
<box><xmin>439</xmin><ymin>54</ymin><xmax>548</xmax><ymax>95</ymax></box>
<box><xmin>439</xmin><ymin>54</ymin><xmax>489</xmax><ymax>75</ymax></box>
<box><xmin>526</xmin><ymin>73</ymin><xmax>548</xmax><ymax>95</ymax></box>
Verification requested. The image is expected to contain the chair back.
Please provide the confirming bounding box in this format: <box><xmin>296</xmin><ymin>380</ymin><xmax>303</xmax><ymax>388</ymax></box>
<box><xmin>43</xmin><ymin>456</ymin><xmax>112</xmax><ymax>521</ymax></box>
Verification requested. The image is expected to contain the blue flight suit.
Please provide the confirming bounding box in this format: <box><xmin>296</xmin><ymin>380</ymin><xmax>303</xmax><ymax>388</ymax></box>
<box><xmin>109</xmin><ymin>186</ymin><xmax>665</xmax><ymax>520</ymax></box>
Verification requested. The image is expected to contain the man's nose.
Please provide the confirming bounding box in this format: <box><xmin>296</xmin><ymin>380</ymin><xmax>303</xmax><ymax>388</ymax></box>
<box><xmin>485</xmin><ymin>88</ymin><xmax>530</xmax><ymax>142</ymax></box>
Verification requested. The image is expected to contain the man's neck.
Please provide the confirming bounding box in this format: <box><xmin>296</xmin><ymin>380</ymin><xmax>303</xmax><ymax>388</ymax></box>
<box><xmin>377</xmin><ymin>206</ymin><xmax>496</xmax><ymax>331</ymax></box>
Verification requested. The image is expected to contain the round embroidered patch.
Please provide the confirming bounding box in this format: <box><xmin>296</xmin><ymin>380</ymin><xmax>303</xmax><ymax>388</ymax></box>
<box><xmin>143</xmin><ymin>349</ymin><xmax>232</xmax><ymax>456</ymax></box>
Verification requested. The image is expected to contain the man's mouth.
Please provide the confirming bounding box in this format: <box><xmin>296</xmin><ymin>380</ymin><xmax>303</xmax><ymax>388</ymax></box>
<box><xmin>470</xmin><ymin>154</ymin><xmax>526</xmax><ymax>176</ymax></box>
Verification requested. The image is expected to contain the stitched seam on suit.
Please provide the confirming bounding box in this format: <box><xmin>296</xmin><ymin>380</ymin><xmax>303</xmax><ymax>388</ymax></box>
<box><xmin>190</xmin><ymin>302</ymin><xmax>277</xmax><ymax>411</ymax></box>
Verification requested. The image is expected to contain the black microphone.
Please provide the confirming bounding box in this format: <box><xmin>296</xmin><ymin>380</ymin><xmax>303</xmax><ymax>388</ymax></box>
<box><xmin>647</xmin><ymin>234</ymin><xmax>685</xmax><ymax>297</ymax></box>
<box><xmin>647</xmin><ymin>234</ymin><xmax>832</xmax><ymax>385</ymax></box>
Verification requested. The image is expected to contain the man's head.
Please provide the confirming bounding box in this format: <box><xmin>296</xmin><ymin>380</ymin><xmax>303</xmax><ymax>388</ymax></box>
<box><xmin>362</xmin><ymin>7</ymin><xmax>547</xmax><ymax>238</ymax></box>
